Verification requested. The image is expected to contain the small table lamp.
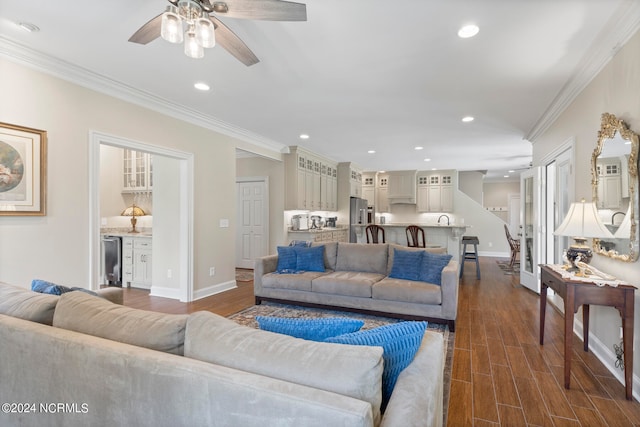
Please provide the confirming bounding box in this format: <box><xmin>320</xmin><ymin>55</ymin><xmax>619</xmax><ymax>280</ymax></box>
<box><xmin>121</xmin><ymin>204</ymin><xmax>146</xmax><ymax>233</ymax></box>
<box><xmin>554</xmin><ymin>199</ymin><xmax>614</xmax><ymax>271</ymax></box>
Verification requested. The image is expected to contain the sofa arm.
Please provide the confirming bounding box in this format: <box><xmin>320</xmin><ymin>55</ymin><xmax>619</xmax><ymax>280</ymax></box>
<box><xmin>254</xmin><ymin>254</ymin><xmax>278</xmax><ymax>296</ymax></box>
<box><xmin>439</xmin><ymin>260</ymin><xmax>459</xmax><ymax>321</ymax></box>
<box><xmin>96</xmin><ymin>287</ymin><xmax>123</xmax><ymax>305</ymax></box>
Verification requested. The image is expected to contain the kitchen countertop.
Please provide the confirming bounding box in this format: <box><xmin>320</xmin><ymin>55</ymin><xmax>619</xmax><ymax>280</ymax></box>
<box><xmin>101</xmin><ymin>229</ymin><xmax>152</xmax><ymax>237</ymax></box>
<box><xmin>288</xmin><ymin>227</ymin><xmax>348</xmax><ymax>233</ymax></box>
<box><xmin>352</xmin><ymin>223</ymin><xmax>467</xmax><ymax>229</ymax></box>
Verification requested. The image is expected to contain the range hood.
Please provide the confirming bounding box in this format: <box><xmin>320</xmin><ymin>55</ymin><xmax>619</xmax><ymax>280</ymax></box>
<box><xmin>387</xmin><ymin>170</ymin><xmax>417</xmax><ymax>204</ymax></box>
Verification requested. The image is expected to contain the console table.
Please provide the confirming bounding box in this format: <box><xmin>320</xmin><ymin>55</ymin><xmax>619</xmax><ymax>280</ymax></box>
<box><xmin>539</xmin><ymin>264</ymin><xmax>635</xmax><ymax>400</ymax></box>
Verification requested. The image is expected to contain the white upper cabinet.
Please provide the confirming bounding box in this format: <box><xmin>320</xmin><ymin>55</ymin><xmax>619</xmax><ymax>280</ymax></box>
<box><xmin>123</xmin><ymin>149</ymin><xmax>152</xmax><ymax>193</ymax></box>
<box><xmin>387</xmin><ymin>170</ymin><xmax>417</xmax><ymax>204</ymax></box>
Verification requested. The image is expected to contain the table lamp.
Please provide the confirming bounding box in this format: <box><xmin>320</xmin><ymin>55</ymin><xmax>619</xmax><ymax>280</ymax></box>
<box><xmin>554</xmin><ymin>199</ymin><xmax>614</xmax><ymax>271</ymax></box>
<box><xmin>121</xmin><ymin>204</ymin><xmax>146</xmax><ymax>233</ymax></box>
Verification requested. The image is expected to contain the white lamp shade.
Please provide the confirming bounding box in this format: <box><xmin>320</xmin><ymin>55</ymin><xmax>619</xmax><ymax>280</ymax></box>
<box><xmin>161</xmin><ymin>9</ymin><xmax>183</xmax><ymax>44</ymax></box>
<box><xmin>196</xmin><ymin>17</ymin><xmax>215</xmax><ymax>48</ymax></box>
<box><xmin>554</xmin><ymin>200</ymin><xmax>614</xmax><ymax>238</ymax></box>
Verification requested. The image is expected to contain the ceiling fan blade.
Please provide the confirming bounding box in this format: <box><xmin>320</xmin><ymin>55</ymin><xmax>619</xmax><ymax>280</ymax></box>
<box><xmin>211</xmin><ymin>16</ymin><xmax>259</xmax><ymax>66</ymax></box>
<box><xmin>128</xmin><ymin>14</ymin><xmax>163</xmax><ymax>44</ymax></box>
<box><xmin>208</xmin><ymin>0</ymin><xmax>306</xmax><ymax>21</ymax></box>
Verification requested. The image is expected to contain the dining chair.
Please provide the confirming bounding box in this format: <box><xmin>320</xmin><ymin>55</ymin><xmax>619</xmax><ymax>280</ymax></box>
<box><xmin>365</xmin><ymin>225</ymin><xmax>386</xmax><ymax>244</ymax></box>
<box><xmin>504</xmin><ymin>224</ymin><xmax>520</xmax><ymax>268</ymax></box>
<box><xmin>405</xmin><ymin>225</ymin><xmax>426</xmax><ymax>248</ymax></box>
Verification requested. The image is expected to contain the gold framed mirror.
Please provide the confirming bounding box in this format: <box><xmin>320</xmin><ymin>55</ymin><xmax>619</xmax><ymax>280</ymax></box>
<box><xmin>591</xmin><ymin>113</ymin><xmax>639</xmax><ymax>262</ymax></box>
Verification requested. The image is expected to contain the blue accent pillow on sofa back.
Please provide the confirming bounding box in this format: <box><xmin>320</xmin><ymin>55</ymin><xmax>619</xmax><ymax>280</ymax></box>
<box><xmin>418</xmin><ymin>252</ymin><xmax>452</xmax><ymax>285</ymax></box>
<box><xmin>295</xmin><ymin>245</ymin><xmax>325</xmax><ymax>272</ymax></box>
<box><xmin>256</xmin><ymin>316</ymin><xmax>364</xmax><ymax>341</ymax></box>
<box><xmin>389</xmin><ymin>249</ymin><xmax>423</xmax><ymax>281</ymax></box>
<box><xmin>276</xmin><ymin>246</ymin><xmax>298</xmax><ymax>273</ymax></box>
<box><xmin>325</xmin><ymin>321</ymin><xmax>428</xmax><ymax>409</ymax></box>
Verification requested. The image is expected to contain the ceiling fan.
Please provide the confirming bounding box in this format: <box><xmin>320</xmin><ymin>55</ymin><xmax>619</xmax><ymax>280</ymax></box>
<box><xmin>129</xmin><ymin>0</ymin><xmax>306</xmax><ymax>66</ymax></box>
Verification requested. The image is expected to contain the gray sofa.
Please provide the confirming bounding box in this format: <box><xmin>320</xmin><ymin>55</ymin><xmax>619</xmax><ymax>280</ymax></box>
<box><xmin>254</xmin><ymin>242</ymin><xmax>459</xmax><ymax>331</ymax></box>
<box><xmin>0</xmin><ymin>281</ymin><xmax>445</xmax><ymax>427</ymax></box>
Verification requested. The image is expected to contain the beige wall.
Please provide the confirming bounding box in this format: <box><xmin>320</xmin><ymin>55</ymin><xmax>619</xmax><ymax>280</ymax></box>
<box><xmin>458</xmin><ymin>171</ymin><xmax>484</xmax><ymax>204</ymax></box>
<box><xmin>533</xmin><ymin>29</ymin><xmax>640</xmax><ymax>382</ymax></box>
<box><xmin>0</xmin><ymin>57</ymin><xmax>276</xmax><ymax>292</ymax></box>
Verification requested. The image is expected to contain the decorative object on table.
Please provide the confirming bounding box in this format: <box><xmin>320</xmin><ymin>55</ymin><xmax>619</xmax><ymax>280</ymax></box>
<box><xmin>121</xmin><ymin>204</ymin><xmax>146</xmax><ymax>233</ymax></box>
<box><xmin>554</xmin><ymin>199</ymin><xmax>613</xmax><ymax>271</ymax></box>
<box><xmin>0</xmin><ymin>122</ymin><xmax>47</xmax><ymax>216</ymax></box>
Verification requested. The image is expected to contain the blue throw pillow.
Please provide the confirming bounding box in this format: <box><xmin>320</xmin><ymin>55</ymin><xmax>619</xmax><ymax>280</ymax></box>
<box><xmin>325</xmin><ymin>321</ymin><xmax>428</xmax><ymax>410</ymax></box>
<box><xmin>389</xmin><ymin>249</ymin><xmax>423</xmax><ymax>281</ymax></box>
<box><xmin>31</xmin><ymin>279</ymin><xmax>73</xmax><ymax>295</ymax></box>
<box><xmin>295</xmin><ymin>245</ymin><xmax>325</xmax><ymax>272</ymax></box>
<box><xmin>276</xmin><ymin>246</ymin><xmax>298</xmax><ymax>273</ymax></box>
<box><xmin>256</xmin><ymin>316</ymin><xmax>364</xmax><ymax>341</ymax></box>
<box><xmin>418</xmin><ymin>252</ymin><xmax>453</xmax><ymax>285</ymax></box>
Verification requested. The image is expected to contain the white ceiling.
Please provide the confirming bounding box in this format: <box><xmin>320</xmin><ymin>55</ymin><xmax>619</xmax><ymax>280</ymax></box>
<box><xmin>1</xmin><ymin>0</ymin><xmax>639</xmax><ymax>181</ymax></box>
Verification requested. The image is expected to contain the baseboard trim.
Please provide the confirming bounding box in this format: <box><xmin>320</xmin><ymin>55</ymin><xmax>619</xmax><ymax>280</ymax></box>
<box><xmin>149</xmin><ymin>286</ymin><xmax>182</xmax><ymax>300</ymax></box>
<box><xmin>193</xmin><ymin>280</ymin><xmax>237</xmax><ymax>301</ymax></box>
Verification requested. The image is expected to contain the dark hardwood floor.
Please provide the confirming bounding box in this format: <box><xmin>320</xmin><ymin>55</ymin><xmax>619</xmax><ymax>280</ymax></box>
<box><xmin>120</xmin><ymin>259</ymin><xmax>640</xmax><ymax>426</ymax></box>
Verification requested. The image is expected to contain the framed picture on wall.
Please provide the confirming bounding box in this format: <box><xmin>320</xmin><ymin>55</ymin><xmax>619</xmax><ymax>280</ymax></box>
<box><xmin>0</xmin><ymin>122</ymin><xmax>47</xmax><ymax>216</ymax></box>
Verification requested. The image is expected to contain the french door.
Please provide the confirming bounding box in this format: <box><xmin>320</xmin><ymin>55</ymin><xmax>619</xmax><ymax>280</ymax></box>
<box><xmin>520</xmin><ymin>167</ymin><xmax>543</xmax><ymax>293</ymax></box>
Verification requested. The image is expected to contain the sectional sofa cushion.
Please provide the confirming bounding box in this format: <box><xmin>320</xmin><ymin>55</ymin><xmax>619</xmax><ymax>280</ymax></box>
<box><xmin>185</xmin><ymin>311</ymin><xmax>384</xmax><ymax>425</ymax></box>
<box><xmin>336</xmin><ymin>243</ymin><xmax>389</xmax><ymax>275</ymax></box>
<box><xmin>325</xmin><ymin>321</ymin><xmax>428</xmax><ymax>410</ymax></box>
<box><xmin>53</xmin><ymin>291</ymin><xmax>188</xmax><ymax>355</ymax></box>
<box><xmin>312</xmin><ymin>271</ymin><xmax>386</xmax><ymax>298</ymax></box>
<box><xmin>311</xmin><ymin>241</ymin><xmax>338</xmax><ymax>271</ymax></box>
<box><xmin>262</xmin><ymin>271</ymin><xmax>328</xmax><ymax>291</ymax></box>
<box><xmin>255</xmin><ymin>316</ymin><xmax>364</xmax><ymax>341</ymax></box>
<box><xmin>0</xmin><ymin>281</ymin><xmax>59</xmax><ymax>325</ymax></box>
<box><xmin>372</xmin><ymin>278</ymin><xmax>442</xmax><ymax>305</ymax></box>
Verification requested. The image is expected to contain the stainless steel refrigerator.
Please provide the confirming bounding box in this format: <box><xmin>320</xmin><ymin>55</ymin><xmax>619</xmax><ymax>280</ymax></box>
<box><xmin>349</xmin><ymin>196</ymin><xmax>369</xmax><ymax>242</ymax></box>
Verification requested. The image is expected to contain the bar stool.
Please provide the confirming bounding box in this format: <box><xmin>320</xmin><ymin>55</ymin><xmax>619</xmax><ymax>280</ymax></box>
<box><xmin>460</xmin><ymin>236</ymin><xmax>480</xmax><ymax>279</ymax></box>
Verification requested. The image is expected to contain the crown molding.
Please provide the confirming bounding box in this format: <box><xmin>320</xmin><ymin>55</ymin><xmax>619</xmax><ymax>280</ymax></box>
<box><xmin>526</xmin><ymin>0</ymin><xmax>640</xmax><ymax>143</ymax></box>
<box><xmin>0</xmin><ymin>35</ymin><xmax>286</xmax><ymax>154</ymax></box>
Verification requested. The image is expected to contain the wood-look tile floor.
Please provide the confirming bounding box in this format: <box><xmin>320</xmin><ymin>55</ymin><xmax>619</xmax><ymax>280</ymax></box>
<box><xmin>119</xmin><ymin>260</ymin><xmax>640</xmax><ymax>426</ymax></box>
<box><xmin>450</xmin><ymin>257</ymin><xmax>640</xmax><ymax>426</ymax></box>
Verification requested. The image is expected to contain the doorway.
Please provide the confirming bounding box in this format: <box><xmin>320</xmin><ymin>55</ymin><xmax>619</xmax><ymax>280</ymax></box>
<box><xmin>88</xmin><ymin>131</ymin><xmax>195</xmax><ymax>302</ymax></box>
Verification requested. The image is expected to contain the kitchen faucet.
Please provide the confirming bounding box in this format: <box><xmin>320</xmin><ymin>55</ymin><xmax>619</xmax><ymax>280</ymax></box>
<box><xmin>438</xmin><ymin>214</ymin><xmax>450</xmax><ymax>226</ymax></box>
<box><xmin>612</xmin><ymin>211</ymin><xmax>626</xmax><ymax>224</ymax></box>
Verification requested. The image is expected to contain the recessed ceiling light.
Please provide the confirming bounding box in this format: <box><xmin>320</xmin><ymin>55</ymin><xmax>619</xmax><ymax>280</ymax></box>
<box><xmin>462</xmin><ymin>116</ymin><xmax>474</xmax><ymax>122</ymax></box>
<box><xmin>368</xmin><ymin>150</ymin><xmax>376</xmax><ymax>154</ymax></box>
<box><xmin>379</xmin><ymin>170</ymin><xmax>386</xmax><ymax>173</ymax></box>
<box><xmin>424</xmin><ymin>158</ymin><xmax>431</xmax><ymax>162</ymax></box>
<box><xmin>194</xmin><ymin>82</ymin><xmax>210</xmax><ymax>91</ymax></box>
<box><xmin>299</xmin><ymin>134</ymin><xmax>310</xmax><ymax>140</ymax></box>
<box><xmin>458</xmin><ymin>24</ymin><xmax>479</xmax><ymax>38</ymax></box>
<box><xmin>504</xmin><ymin>175</ymin><xmax>510</xmax><ymax>178</ymax></box>
<box><xmin>415</xmin><ymin>146</ymin><xmax>424</xmax><ymax>150</ymax></box>
<box><xmin>508</xmin><ymin>170</ymin><xmax>515</xmax><ymax>173</ymax></box>
<box><xmin>18</xmin><ymin>22</ymin><xmax>40</xmax><ymax>33</ymax></box>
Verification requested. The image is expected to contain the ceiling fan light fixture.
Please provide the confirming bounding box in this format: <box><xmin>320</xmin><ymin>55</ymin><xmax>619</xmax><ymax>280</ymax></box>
<box><xmin>195</xmin><ymin>17</ymin><xmax>216</xmax><ymax>48</ymax></box>
<box><xmin>184</xmin><ymin>28</ymin><xmax>204</xmax><ymax>58</ymax></box>
<box><xmin>161</xmin><ymin>6</ymin><xmax>184</xmax><ymax>44</ymax></box>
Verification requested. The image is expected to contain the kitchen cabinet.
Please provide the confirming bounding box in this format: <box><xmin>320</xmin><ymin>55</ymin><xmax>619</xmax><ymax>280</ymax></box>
<box><xmin>388</xmin><ymin>170</ymin><xmax>417</xmax><ymax>204</ymax></box>
<box><xmin>350</xmin><ymin>167</ymin><xmax>363</xmax><ymax>197</ymax></box>
<box><xmin>376</xmin><ymin>174</ymin><xmax>390</xmax><ymax>213</ymax></box>
<box><xmin>285</xmin><ymin>147</ymin><xmax>337</xmax><ymax>211</ymax></box>
<box><xmin>417</xmin><ymin>173</ymin><xmax>453</xmax><ymax>212</ymax></box>
<box><xmin>123</xmin><ymin>149</ymin><xmax>153</xmax><ymax>192</ymax></box>
<box><xmin>362</xmin><ymin>173</ymin><xmax>376</xmax><ymax>207</ymax></box>
<box><xmin>288</xmin><ymin>228</ymin><xmax>348</xmax><ymax>243</ymax></box>
<box><xmin>122</xmin><ymin>236</ymin><xmax>152</xmax><ymax>289</ymax></box>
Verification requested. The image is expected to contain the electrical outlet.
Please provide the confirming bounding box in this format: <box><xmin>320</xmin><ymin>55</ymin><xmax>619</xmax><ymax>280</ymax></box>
<box><xmin>167</xmin><ymin>269</ymin><xmax>172</xmax><ymax>279</ymax></box>
<box><xmin>209</xmin><ymin>267</ymin><xmax>215</xmax><ymax>276</ymax></box>
<box><xmin>488</xmin><ymin>242</ymin><xmax>493</xmax><ymax>248</ymax></box>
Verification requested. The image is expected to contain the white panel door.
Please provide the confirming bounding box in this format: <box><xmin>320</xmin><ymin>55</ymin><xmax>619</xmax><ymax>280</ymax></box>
<box><xmin>236</xmin><ymin>180</ymin><xmax>267</xmax><ymax>269</ymax></box>
<box><xmin>520</xmin><ymin>167</ymin><xmax>543</xmax><ymax>293</ymax></box>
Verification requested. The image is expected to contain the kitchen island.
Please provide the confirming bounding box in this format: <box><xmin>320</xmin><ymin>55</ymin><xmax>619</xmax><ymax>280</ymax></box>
<box><xmin>352</xmin><ymin>223</ymin><xmax>467</xmax><ymax>262</ymax></box>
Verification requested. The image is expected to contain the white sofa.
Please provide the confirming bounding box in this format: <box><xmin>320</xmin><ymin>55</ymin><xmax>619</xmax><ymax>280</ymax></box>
<box><xmin>0</xmin><ymin>281</ymin><xmax>445</xmax><ymax>427</ymax></box>
<box><xmin>255</xmin><ymin>242</ymin><xmax>459</xmax><ymax>331</ymax></box>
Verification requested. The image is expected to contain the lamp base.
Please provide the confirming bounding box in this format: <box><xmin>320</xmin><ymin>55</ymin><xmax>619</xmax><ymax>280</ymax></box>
<box><xmin>128</xmin><ymin>216</ymin><xmax>139</xmax><ymax>234</ymax></box>
<box><xmin>566</xmin><ymin>244</ymin><xmax>593</xmax><ymax>272</ymax></box>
